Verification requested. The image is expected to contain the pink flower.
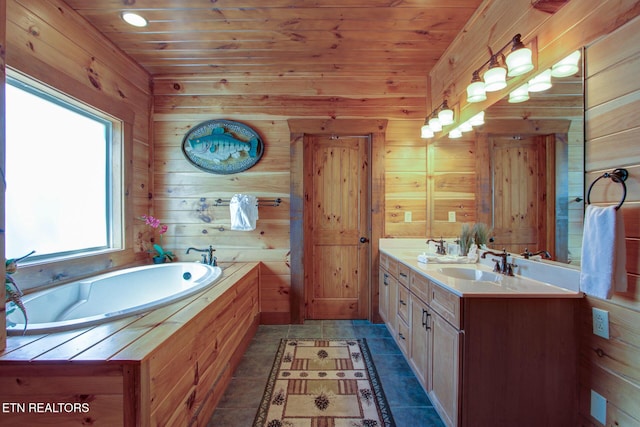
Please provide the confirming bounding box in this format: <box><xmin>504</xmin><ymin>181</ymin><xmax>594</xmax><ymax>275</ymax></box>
<box><xmin>159</xmin><ymin>225</ymin><xmax>168</xmax><ymax>234</ymax></box>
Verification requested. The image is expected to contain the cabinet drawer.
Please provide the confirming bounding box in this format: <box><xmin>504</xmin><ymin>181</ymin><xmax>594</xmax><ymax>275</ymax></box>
<box><xmin>398</xmin><ymin>262</ymin><xmax>411</xmax><ymax>287</ymax></box>
<box><xmin>410</xmin><ymin>271</ymin><xmax>430</xmax><ymax>304</ymax></box>
<box><xmin>380</xmin><ymin>252</ymin><xmax>398</xmax><ymax>278</ymax></box>
<box><xmin>396</xmin><ymin>315</ymin><xmax>410</xmax><ymax>355</ymax></box>
<box><xmin>397</xmin><ymin>283</ymin><xmax>410</xmax><ymax>323</ymax></box>
<box><xmin>430</xmin><ymin>283</ymin><xmax>461</xmax><ymax>329</ymax></box>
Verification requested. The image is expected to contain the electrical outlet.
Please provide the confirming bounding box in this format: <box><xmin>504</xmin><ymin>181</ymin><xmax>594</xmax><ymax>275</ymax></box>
<box><xmin>592</xmin><ymin>307</ymin><xmax>609</xmax><ymax>339</ymax></box>
<box><xmin>448</xmin><ymin>211</ymin><xmax>456</xmax><ymax>222</ymax></box>
<box><xmin>590</xmin><ymin>390</ymin><xmax>606</xmax><ymax>424</ymax></box>
<box><xmin>404</xmin><ymin>211</ymin><xmax>412</xmax><ymax>222</ymax></box>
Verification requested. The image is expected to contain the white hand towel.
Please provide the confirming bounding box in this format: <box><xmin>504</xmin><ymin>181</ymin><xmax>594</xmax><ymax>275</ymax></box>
<box><xmin>580</xmin><ymin>205</ymin><xmax>628</xmax><ymax>299</ymax></box>
<box><xmin>230</xmin><ymin>194</ymin><xmax>259</xmax><ymax>231</ymax></box>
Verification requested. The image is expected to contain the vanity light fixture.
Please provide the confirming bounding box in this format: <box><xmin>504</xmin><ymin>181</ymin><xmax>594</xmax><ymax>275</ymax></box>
<box><xmin>508</xmin><ymin>82</ymin><xmax>530</xmax><ymax>103</ymax></box>
<box><xmin>421</xmin><ymin>118</ymin><xmax>435</xmax><ymax>139</ymax></box>
<box><xmin>466</xmin><ymin>34</ymin><xmax>534</xmax><ymax>103</ymax></box>
<box><xmin>428</xmin><ymin>111</ymin><xmax>442</xmax><ymax>132</ymax></box>
<box><xmin>551</xmin><ymin>50</ymin><xmax>581</xmax><ymax>77</ymax></box>
<box><xmin>438</xmin><ymin>100</ymin><xmax>454</xmax><ymax>126</ymax></box>
<box><xmin>466</xmin><ymin>71</ymin><xmax>487</xmax><ymax>103</ymax></box>
<box><xmin>122</xmin><ymin>12</ymin><xmax>148</xmax><ymax>27</ymax></box>
<box><xmin>505</xmin><ymin>34</ymin><xmax>534</xmax><ymax>77</ymax></box>
<box><xmin>528</xmin><ymin>69</ymin><xmax>552</xmax><ymax>92</ymax></box>
<box><xmin>483</xmin><ymin>57</ymin><xmax>508</xmax><ymax>92</ymax></box>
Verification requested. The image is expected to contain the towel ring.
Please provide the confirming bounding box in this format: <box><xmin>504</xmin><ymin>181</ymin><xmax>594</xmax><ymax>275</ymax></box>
<box><xmin>586</xmin><ymin>168</ymin><xmax>628</xmax><ymax>210</ymax></box>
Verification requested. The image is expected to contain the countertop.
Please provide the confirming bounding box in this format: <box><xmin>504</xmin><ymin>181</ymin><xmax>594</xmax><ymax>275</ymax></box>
<box><xmin>380</xmin><ymin>246</ymin><xmax>582</xmax><ymax>299</ymax></box>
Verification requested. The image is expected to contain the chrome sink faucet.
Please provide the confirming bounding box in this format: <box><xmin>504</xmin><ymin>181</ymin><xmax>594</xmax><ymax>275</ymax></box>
<box><xmin>520</xmin><ymin>248</ymin><xmax>552</xmax><ymax>260</ymax></box>
<box><xmin>427</xmin><ymin>238</ymin><xmax>446</xmax><ymax>255</ymax></box>
<box><xmin>481</xmin><ymin>248</ymin><xmax>517</xmax><ymax>276</ymax></box>
<box><xmin>186</xmin><ymin>245</ymin><xmax>217</xmax><ymax>266</ymax></box>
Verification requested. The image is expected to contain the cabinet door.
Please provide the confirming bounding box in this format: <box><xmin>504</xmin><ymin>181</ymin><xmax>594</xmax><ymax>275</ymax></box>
<box><xmin>410</xmin><ymin>294</ymin><xmax>431</xmax><ymax>390</ymax></box>
<box><xmin>387</xmin><ymin>273</ymin><xmax>398</xmax><ymax>334</ymax></box>
<box><xmin>378</xmin><ymin>268</ymin><xmax>389</xmax><ymax>323</ymax></box>
<box><xmin>430</xmin><ymin>312</ymin><xmax>461</xmax><ymax>427</ymax></box>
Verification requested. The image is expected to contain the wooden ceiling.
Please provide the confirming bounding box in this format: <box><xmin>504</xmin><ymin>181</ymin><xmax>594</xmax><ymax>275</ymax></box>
<box><xmin>64</xmin><ymin>0</ymin><xmax>485</xmax><ymax>78</ymax></box>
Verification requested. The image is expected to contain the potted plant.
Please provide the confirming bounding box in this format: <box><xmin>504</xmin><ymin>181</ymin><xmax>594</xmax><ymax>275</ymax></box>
<box><xmin>5</xmin><ymin>250</ymin><xmax>35</xmax><ymax>333</ymax></box>
<box><xmin>141</xmin><ymin>215</ymin><xmax>175</xmax><ymax>263</ymax></box>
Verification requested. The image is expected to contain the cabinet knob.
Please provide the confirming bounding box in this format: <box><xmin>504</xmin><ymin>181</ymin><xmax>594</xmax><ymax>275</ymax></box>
<box><xmin>399</xmin><ymin>332</ymin><xmax>406</xmax><ymax>340</ymax></box>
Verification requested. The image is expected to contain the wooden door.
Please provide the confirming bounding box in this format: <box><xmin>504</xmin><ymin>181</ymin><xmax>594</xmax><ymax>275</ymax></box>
<box><xmin>303</xmin><ymin>135</ymin><xmax>369</xmax><ymax>319</ymax></box>
<box><xmin>490</xmin><ymin>136</ymin><xmax>553</xmax><ymax>255</ymax></box>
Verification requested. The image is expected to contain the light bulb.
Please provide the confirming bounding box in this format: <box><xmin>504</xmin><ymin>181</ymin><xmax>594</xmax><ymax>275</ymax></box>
<box><xmin>421</xmin><ymin>124</ymin><xmax>434</xmax><ymax>139</ymax></box>
<box><xmin>484</xmin><ymin>66</ymin><xmax>507</xmax><ymax>92</ymax></box>
<box><xmin>428</xmin><ymin>116</ymin><xmax>442</xmax><ymax>132</ymax></box>
<box><xmin>551</xmin><ymin>50</ymin><xmax>581</xmax><ymax>77</ymax></box>
<box><xmin>466</xmin><ymin>81</ymin><xmax>487</xmax><ymax>103</ymax></box>
<box><xmin>508</xmin><ymin>83</ymin><xmax>529</xmax><ymax>103</ymax></box>
<box><xmin>438</xmin><ymin>108</ymin><xmax>454</xmax><ymax>126</ymax></box>
<box><xmin>528</xmin><ymin>69</ymin><xmax>552</xmax><ymax>92</ymax></box>
<box><xmin>506</xmin><ymin>47</ymin><xmax>534</xmax><ymax>77</ymax></box>
<box><xmin>122</xmin><ymin>12</ymin><xmax>148</xmax><ymax>27</ymax></box>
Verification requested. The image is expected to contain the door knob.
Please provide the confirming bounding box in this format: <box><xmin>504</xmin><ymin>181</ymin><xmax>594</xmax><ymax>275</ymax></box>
<box><xmin>360</xmin><ymin>237</ymin><xmax>369</xmax><ymax>243</ymax></box>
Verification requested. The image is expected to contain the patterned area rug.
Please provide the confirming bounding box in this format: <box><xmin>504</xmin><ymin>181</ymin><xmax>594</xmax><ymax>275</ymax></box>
<box><xmin>253</xmin><ymin>338</ymin><xmax>395</xmax><ymax>427</ymax></box>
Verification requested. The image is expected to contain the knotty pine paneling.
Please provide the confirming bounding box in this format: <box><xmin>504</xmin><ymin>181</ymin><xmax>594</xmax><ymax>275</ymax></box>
<box><xmin>579</xmin><ymin>16</ymin><xmax>640</xmax><ymax>427</ymax></box>
<box><xmin>0</xmin><ymin>0</ymin><xmax>6</xmax><ymax>350</ymax></box>
<box><xmin>427</xmin><ymin>138</ymin><xmax>476</xmax><ymax>238</ymax></box>
<box><xmin>5</xmin><ymin>0</ymin><xmax>152</xmax><ymax>292</ymax></box>
<box><xmin>384</xmin><ymin>121</ymin><xmax>428</xmax><ymax>237</ymax></box>
<box><xmin>152</xmin><ymin>72</ymin><xmax>427</xmax><ymax>320</ymax></box>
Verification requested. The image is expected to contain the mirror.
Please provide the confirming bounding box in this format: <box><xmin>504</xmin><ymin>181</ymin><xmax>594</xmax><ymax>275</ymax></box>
<box><xmin>481</xmin><ymin>48</ymin><xmax>584</xmax><ymax>267</ymax></box>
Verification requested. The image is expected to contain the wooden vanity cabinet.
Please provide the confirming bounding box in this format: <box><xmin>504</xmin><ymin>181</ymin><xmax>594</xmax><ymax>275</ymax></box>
<box><xmin>430</xmin><ymin>308</ymin><xmax>461</xmax><ymax>427</ymax></box>
<box><xmin>378</xmin><ymin>252</ymin><xmax>398</xmax><ymax>334</ymax></box>
<box><xmin>409</xmin><ymin>294</ymin><xmax>430</xmax><ymax>388</ymax></box>
<box><xmin>379</xmin><ymin>252</ymin><xmax>577</xmax><ymax>427</ymax></box>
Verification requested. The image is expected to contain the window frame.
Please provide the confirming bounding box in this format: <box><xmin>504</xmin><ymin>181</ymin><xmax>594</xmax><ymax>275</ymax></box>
<box><xmin>5</xmin><ymin>70</ymin><xmax>125</xmax><ymax>265</ymax></box>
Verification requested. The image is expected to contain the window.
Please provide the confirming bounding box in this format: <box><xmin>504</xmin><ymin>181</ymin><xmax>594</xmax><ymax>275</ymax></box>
<box><xmin>5</xmin><ymin>74</ymin><xmax>123</xmax><ymax>262</ymax></box>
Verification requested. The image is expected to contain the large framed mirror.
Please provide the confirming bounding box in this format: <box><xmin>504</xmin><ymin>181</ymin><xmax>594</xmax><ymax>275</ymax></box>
<box><xmin>478</xmin><ymin>48</ymin><xmax>584</xmax><ymax>266</ymax></box>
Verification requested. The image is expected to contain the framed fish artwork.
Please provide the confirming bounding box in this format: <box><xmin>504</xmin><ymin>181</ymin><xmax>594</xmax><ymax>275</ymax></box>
<box><xmin>181</xmin><ymin>119</ymin><xmax>264</xmax><ymax>174</ymax></box>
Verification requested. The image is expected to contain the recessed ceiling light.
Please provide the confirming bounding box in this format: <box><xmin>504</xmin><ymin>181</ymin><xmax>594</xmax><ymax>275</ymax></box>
<box><xmin>122</xmin><ymin>12</ymin><xmax>148</xmax><ymax>28</ymax></box>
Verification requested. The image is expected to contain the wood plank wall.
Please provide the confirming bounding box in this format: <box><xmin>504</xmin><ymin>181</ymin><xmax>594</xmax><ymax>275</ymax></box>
<box><xmin>152</xmin><ymin>74</ymin><xmax>429</xmax><ymax>322</ymax></box>
<box><xmin>4</xmin><ymin>0</ymin><xmax>152</xmax><ymax>292</ymax></box>
<box><xmin>0</xmin><ymin>0</ymin><xmax>6</xmax><ymax>350</ymax></box>
<box><xmin>579</xmin><ymin>17</ymin><xmax>640</xmax><ymax>426</ymax></box>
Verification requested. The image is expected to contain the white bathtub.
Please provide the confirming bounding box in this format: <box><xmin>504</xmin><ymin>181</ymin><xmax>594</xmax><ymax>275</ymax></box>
<box><xmin>6</xmin><ymin>262</ymin><xmax>223</xmax><ymax>335</ymax></box>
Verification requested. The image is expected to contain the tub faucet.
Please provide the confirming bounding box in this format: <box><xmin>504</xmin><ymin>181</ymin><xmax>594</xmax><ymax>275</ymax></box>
<box><xmin>481</xmin><ymin>248</ymin><xmax>517</xmax><ymax>276</ymax></box>
<box><xmin>186</xmin><ymin>245</ymin><xmax>217</xmax><ymax>266</ymax></box>
<box><xmin>426</xmin><ymin>238</ymin><xmax>446</xmax><ymax>255</ymax></box>
<box><xmin>520</xmin><ymin>248</ymin><xmax>552</xmax><ymax>260</ymax></box>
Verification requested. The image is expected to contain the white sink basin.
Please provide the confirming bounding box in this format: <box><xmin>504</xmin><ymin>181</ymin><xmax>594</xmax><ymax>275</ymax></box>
<box><xmin>438</xmin><ymin>267</ymin><xmax>501</xmax><ymax>282</ymax></box>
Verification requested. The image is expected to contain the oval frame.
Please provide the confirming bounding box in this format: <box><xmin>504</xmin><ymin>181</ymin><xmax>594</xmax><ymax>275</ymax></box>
<box><xmin>181</xmin><ymin>119</ymin><xmax>264</xmax><ymax>174</ymax></box>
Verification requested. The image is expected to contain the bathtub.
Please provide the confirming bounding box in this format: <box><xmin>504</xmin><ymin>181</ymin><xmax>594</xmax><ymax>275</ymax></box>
<box><xmin>6</xmin><ymin>262</ymin><xmax>223</xmax><ymax>335</ymax></box>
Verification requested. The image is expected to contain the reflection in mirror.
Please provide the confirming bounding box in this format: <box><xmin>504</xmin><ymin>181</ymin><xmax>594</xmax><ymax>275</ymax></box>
<box><xmin>481</xmin><ymin>49</ymin><xmax>584</xmax><ymax>267</ymax></box>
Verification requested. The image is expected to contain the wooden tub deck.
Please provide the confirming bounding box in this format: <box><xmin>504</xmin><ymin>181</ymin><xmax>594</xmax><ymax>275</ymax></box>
<box><xmin>0</xmin><ymin>262</ymin><xmax>260</xmax><ymax>426</ymax></box>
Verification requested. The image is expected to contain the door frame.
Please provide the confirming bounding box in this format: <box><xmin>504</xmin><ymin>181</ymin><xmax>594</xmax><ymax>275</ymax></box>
<box><xmin>288</xmin><ymin>119</ymin><xmax>387</xmax><ymax>324</ymax></box>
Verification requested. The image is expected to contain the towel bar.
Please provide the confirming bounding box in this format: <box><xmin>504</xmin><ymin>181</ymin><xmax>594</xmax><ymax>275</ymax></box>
<box><xmin>213</xmin><ymin>198</ymin><xmax>281</xmax><ymax>207</ymax></box>
<box><xmin>586</xmin><ymin>168</ymin><xmax>628</xmax><ymax>210</ymax></box>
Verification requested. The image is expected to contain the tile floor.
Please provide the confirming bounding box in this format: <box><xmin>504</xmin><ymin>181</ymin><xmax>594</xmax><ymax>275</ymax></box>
<box><xmin>208</xmin><ymin>320</ymin><xmax>445</xmax><ymax>427</ymax></box>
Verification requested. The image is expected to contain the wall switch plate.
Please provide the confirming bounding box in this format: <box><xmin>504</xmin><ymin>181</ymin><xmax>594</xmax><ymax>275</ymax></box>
<box><xmin>448</xmin><ymin>211</ymin><xmax>456</xmax><ymax>222</ymax></box>
<box><xmin>590</xmin><ymin>390</ymin><xmax>607</xmax><ymax>424</ymax></box>
<box><xmin>592</xmin><ymin>307</ymin><xmax>610</xmax><ymax>339</ymax></box>
<box><xmin>404</xmin><ymin>211</ymin><xmax>412</xmax><ymax>222</ymax></box>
